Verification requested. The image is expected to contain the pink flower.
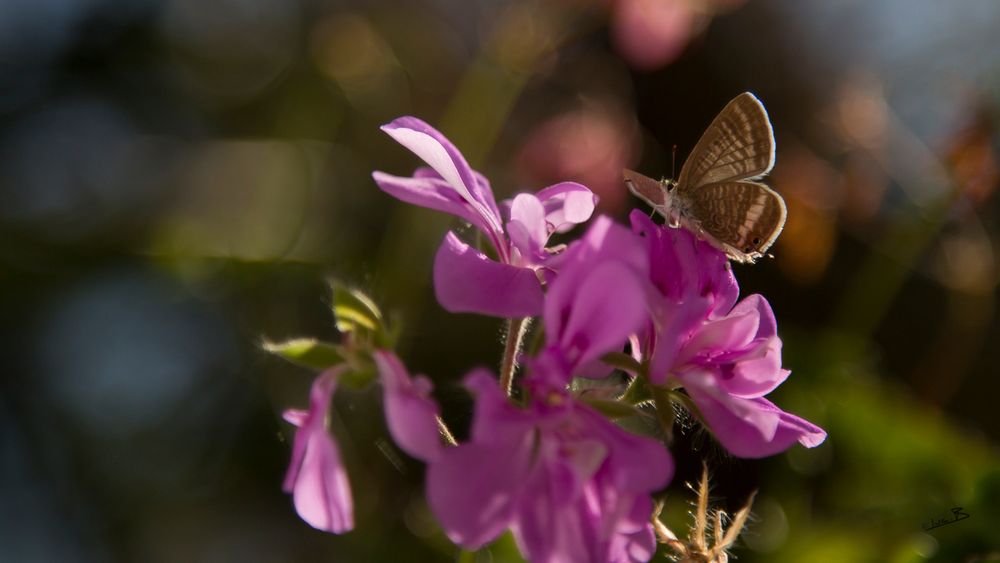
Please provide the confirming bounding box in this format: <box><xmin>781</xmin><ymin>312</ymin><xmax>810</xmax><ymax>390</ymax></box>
<box><xmin>426</xmin><ymin>371</ymin><xmax>672</xmax><ymax>563</ymax></box>
<box><xmin>534</xmin><ymin>215</ymin><xmax>651</xmax><ymax>383</ymax></box>
<box><xmin>374</xmin><ymin>117</ymin><xmax>597</xmax><ymax>317</ymax></box>
<box><xmin>631</xmin><ymin>211</ymin><xmax>826</xmax><ymax>458</ymax></box>
<box><xmin>283</xmin><ymin>352</ymin><xmax>444</xmax><ymax>534</ymax></box>
<box><xmin>373</xmin><ymin>350</ymin><xmax>443</xmax><ymax>462</ymax></box>
<box><xmin>282</xmin><ymin>367</ymin><xmax>353</xmax><ymax>533</ymax></box>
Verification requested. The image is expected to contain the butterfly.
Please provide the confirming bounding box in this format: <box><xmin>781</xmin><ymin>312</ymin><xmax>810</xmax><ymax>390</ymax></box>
<box><xmin>623</xmin><ymin>92</ymin><xmax>786</xmax><ymax>264</ymax></box>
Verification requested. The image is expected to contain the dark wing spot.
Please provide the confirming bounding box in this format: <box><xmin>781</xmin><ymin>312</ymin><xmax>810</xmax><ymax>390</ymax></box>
<box><xmin>752</xmin><ymin>237</ymin><xmax>761</xmax><ymax>245</ymax></box>
<box><xmin>743</xmin><ymin>246</ymin><xmax>752</xmax><ymax>253</ymax></box>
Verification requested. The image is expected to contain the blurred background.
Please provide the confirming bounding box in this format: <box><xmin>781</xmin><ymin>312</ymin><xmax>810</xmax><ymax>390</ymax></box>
<box><xmin>2</xmin><ymin>0</ymin><xmax>999</xmax><ymax>561</ymax></box>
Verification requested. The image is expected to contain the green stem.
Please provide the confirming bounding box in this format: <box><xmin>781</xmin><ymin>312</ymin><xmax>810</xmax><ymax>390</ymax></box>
<box><xmin>651</xmin><ymin>384</ymin><xmax>677</xmax><ymax>445</ymax></box>
<box><xmin>621</xmin><ymin>373</ymin><xmax>653</xmax><ymax>406</ymax></box>
<box><xmin>500</xmin><ymin>317</ymin><xmax>530</xmax><ymax>396</ymax></box>
<box><xmin>601</xmin><ymin>352</ymin><xmax>642</xmax><ymax>375</ymax></box>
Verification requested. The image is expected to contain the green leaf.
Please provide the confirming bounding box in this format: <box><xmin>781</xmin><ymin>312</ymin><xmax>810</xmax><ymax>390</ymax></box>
<box><xmin>580</xmin><ymin>398</ymin><xmax>644</xmax><ymax>420</ymax></box>
<box><xmin>330</xmin><ymin>281</ymin><xmax>383</xmax><ymax>335</ymax></box>
<box><xmin>262</xmin><ymin>338</ymin><xmax>344</xmax><ymax>370</ymax></box>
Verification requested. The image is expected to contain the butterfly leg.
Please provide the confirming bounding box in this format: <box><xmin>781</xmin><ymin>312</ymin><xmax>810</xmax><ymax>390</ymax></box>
<box><xmin>668</xmin><ymin>207</ymin><xmax>681</xmax><ymax>229</ymax></box>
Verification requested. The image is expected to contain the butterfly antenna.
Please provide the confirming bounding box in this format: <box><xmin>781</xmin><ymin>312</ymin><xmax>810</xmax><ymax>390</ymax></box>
<box><xmin>671</xmin><ymin>144</ymin><xmax>678</xmax><ymax>179</ymax></box>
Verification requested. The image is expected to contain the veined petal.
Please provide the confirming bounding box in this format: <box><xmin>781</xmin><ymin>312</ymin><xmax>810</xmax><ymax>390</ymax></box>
<box><xmin>282</xmin><ymin>367</ymin><xmax>353</xmax><ymax>533</ymax></box>
<box><xmin>413</xmin><ymin>166</ymin><xmax>500</xmax><ymax>216</ymax></box>
<box><xmin>372</xmin><ymin>171</ymin><xmax>498</xmax><ymax>249</ymax></box>
<box><xmin>677</xmin><ymin>309</ymin><xmax>759</xmax><ymax>366</ymax></box>
<box><xmin>716</xmin><ymin>337</ymin><xmax>788</xmax><ymax>398</ymax></box>
<box><xmin>373</xmin><ymin>351</ymin><xmax>443</xmax><ymax>462</ymax></box>
<box><xmin>704</xmin><ymin>294</ymin><xmax>785</xmax><ymax>397</ymax></box>
<box><xmin>683</xmin><ymin>372</ymin><xmax>826</xmax><ymax>458</ymax></box>
<box><xmin>434</xmin><ymin>232</ymin><xmax>544</xmax><ymax>318</ymax></box>
<box><xmin>381</xmin><ymin>117</ymin><xmax>503</xmax><ymax>237</ymax></box>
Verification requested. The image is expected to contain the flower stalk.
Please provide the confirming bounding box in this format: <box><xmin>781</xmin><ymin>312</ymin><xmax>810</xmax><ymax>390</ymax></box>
<box><xmin>499</xmin><ymin>316</ymin><xmax>530</xmax><ymax>396</ymax></box>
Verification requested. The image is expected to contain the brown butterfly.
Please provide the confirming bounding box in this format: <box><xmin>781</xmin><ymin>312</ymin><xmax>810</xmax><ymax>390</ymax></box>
<box><xmin>623</xmin><ymin>92</ymin><xmax>786</xmax><ymax>263</ymax></box>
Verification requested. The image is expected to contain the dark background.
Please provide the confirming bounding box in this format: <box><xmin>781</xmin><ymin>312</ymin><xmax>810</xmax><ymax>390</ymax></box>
<box><xmin>2</xmin><ymin>0</ymin><xmax>999</xmax><ymax>561</ymax></box>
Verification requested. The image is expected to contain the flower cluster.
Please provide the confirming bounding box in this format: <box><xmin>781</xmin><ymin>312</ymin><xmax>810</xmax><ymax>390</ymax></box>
<box><xmin>269</xmin><ymin>116</ymin><xmax>826</xmax><ymax>562</ymax></box>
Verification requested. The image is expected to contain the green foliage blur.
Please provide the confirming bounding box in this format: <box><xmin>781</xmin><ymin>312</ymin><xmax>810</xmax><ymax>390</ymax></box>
<box><xmin>2</xmin><ymin>0</ymin><xmax>999</xmax><ymax>561</ymax></box>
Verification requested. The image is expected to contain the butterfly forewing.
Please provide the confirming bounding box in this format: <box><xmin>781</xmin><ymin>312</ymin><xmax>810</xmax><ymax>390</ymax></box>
<box><xmin>623</xmin><ymin>169</ymin><xmax>668</xmax><ymax>209</ymax></box>
<box><xmin>676</xmin><ymin>93</ymin><xmax>775</xmax><ymax>191</ymax></box>
<box><xmin>688</xmin><ymin>181</ymin><xmax>787</xmax><ymax>261</ymax></box>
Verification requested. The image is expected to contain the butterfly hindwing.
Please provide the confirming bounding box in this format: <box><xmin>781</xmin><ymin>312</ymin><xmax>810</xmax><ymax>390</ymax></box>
<box><xmin>676</xmin><ymin>92</ymin><xmax>775</xmax><ymax>191</ymax></box>
<box><xmin>687</xmin><ymin>181</ymin><xmax>787</xmax><ymax>261</ymax></box>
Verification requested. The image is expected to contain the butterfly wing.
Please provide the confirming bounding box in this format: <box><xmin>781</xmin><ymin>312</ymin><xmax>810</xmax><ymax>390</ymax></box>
<box><xmin>623</xmin><ymin>168</ymin><xmax>668</xmax><ymax>209</ymax></box>
<box><xmin>676</xmin><ymin>92</ymin><xmax>775</xmax><ymax>191</ymax></box>
<box><xmin>686</xmin><ymin>181</ymin><xmax>787</xmax><ymax>262</ymax></box>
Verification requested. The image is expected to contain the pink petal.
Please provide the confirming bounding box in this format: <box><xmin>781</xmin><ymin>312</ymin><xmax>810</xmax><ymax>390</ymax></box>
<box><xmin>706</xmin><ymin>296</ymin><xmax>786</xmax><ymax>397</ymax></box>
<box><xmin>381</xmin><ymin>117</ymin><xmax>503</xmax><ymax>235</ymax></box>
<box><xmin>718</xmin><ymin>337</ymin><xmax>788</xmax><ymax>398</ymax></box>
<box><xmin>283</xmin><ymin>408</ymin><xmax>307</xmax><ymax>427</ymax></box>
<box><xmin>372</xmin><ymin>171</ymin><xmax>499</xmax><ymax>250</ymax></box>
<box><xmin>433</xmin><ymin>231</ymin><xmax>544</xmax><ymax>318</ymax></box>
<box><xmin>535</xmin><ymin>181</ymin><xmax>598</xmax><ymax>233</ymax></box>
<box><xmin>506</xmin><ymin>193</ymin><xmax>549</xmax><ymax>263</ymax></box>
<box><xmin>513</xmin><ymin>462</ymin><xmax>592</xmax><ymax>563</ymax></box>
<box><xmin>629</xmin><ymin>210</ymin><xmax>738</xmax><ymax>315</ymax></box>
<box><xmin>426</xmin><ymin>372</ymin><xmax>538</xmax><ymax>549</ymax></box>
<box><xmin>574</xmin><ymin>215</ymin><xmax>649</xmax><ymax>275</ymax></box>
<box><xmin>464</xmin><ymin>370</ymin><xmax>545</xmax><ymax>445</ymax></box>
<box><xmin>730</xmin><ymin>294</ymin><xmax>777</xmax><ymax>339</ymax></box>
<box><xmin>548</xmin><ymin>261</ymin><xmax>649</xmax><ymax>370</ymax></box>
<box><xmin>282</xmin><ymin>367</ymin><xmax>354</xmax><ymax>533</ymax></box>
<box><xmin>646</xmin><ymin>298</ymin><xmax>710</xmax><ymax>385</ymax></box>
<box><xmin>578</xmin><ymin>406</ymin><xmax>673</xmax><ymax>493</ymax></box>
<box><xmin>608</xmin><ymin>497</ymin><xmax>658</xmax><ymax>563</ymax></box>
<box><xmin>681</xmin><ymin>310</ymin><xmax>759</xmax><ymax>365</ymax></box>
<box><xmin>414</xmin><ymin>165</ymin><xmax>499</xmax><ymax>211</ymax></box>
<box><xmin>373</xmin><ymin>350</ymin><xmax>443</xmax><ymax>462</ymax></box>
<box><xmin>684</xmin><ymin>373</ymin><xmax>826</xmax><ymax>458</ymax></box>
<box><xmin>428</xmin><ymin>439</ymin><xmax>535</xmax><ymax>549</ymax></box>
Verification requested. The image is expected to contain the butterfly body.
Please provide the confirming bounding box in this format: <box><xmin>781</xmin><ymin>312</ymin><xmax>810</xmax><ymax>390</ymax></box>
<box><xmin>624</xmin><ymin>92</ymin><xmax>787</xmax><ymax>264</ymax></box>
